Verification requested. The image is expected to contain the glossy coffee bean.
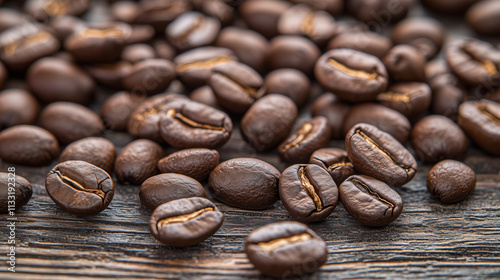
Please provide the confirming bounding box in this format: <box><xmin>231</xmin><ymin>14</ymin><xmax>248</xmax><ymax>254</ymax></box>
<box><xmin>152</xmin><ymin>40</ymin><xmax>177</xmax><ymax>60</ymax></box>
<box><xmin>466</xmin><ymin>0</ymin><xmax>500</xmax><ymax>36</ymax></box>
<box><xmin>458</xmin><ymin>99</ymin><xmax>500</xmax><ymax>155</ymax></box>
<box><xmin>188</xmin><ymin>86</ymin><xmax>221</xmax><ymax>109</ymax></box>
<box><xmin>123</xmin><ymin>58</ymin><xmax>176</xmax><ymax>95</ymax></box>
<box><xmin>290</xmin><ymin>0</ymin><xmax>343</xmax><ymax>15</ymax></box>
<box><xmin>0</xmin><ymin>9</ymin><xmax>30</xmax><ymax>33</ymax></box>
<box><xmin>311</xmin><ymin>93</ymin><xmax>351</xmax><ymax>139</ymax></box>
<box><xmin>100</xmin><ymin>91</ymin><xmax>147</xmax><ymax>131</ymax></box>
<box><xmin>191</xmin><ymin>0</ymin><xmax>235</xmax><ymax>26</ymax></box>
<box><xmin>315</xmin><ymin>49</ymin><xmax>388</xmax><ymax>103</ymax></box>
<box><xmin>45</xmin><ymin>160</ymin><xmax>114</xmax><ymax>215</ymax></box>
<box><xmin>264</xmin><ymin>68</ymin><xmax>310</xmax><ymax>108</ymax></box>
<box><xmin>85</xmin><ymin>61</ymin><xmax>132</xmax><ymax>89</ymax></box>
<box><xmin>0</xmin><ymin>89</ymin><xmax>39</xmax><ymax>130</ymax></box>
<box><xmin>310</xmin><ymin>148</ymin><xmax>355</xmax><ymax>186</ymax></box>
<box><xmin>241</xmin><ymin>94</ymin><xmax>298</xmax><ymax>151</ymax></box>
<box><xmin>0</xmin><ymin>173</ymin><xmax>32</xmax><ymax>213</ymax></box>
<box><xmin>135</xmin><ymin>0</ymin><xmax>191</xmax><ymax>33</ymax></box>
<box><xmin>114</xmin><ymin>139</ymin><xmax>164</xmax><ymax>185</ymax></box>
<box><xmin>121</xmin><ymin>44</ymin><xmax>157</xmax><ymax>63</ymax></box>
<box><xmin>59</xmin><ymin>137</ymin><xmax>116</xmax><ymax>173</ymax></box>
<box><xmin>427</xmin><ymin>160</ymin><xmax>476</xmax><ymax>204</ymax></box>
<box><xmin>348</xmin><ymin>0</ymin><xmax>412</xmax><ymax>24</ymax></box>
<box><xmin>267</xmin><ymin>35</ymin><xmax>320</xmax><ymax>75</ymax></box>
<box><xmin>48</xmin><ymin>15</ymin><xmax>86</xmax><ymax>42</ymax></box>
<box><xmin>278</xmin><ymin>117</ymin><xmax>331</xmax><ymax>163</ymax></box>
<box><xmin>0</xmin><ymin>125</ymin><xmax>59</xmax><ymax>166</ymax></box>
<box><xmin>376</xmin><ymin>82</ymin><xmax>432</xmax><ymax>119</ymax></box>
<box><xmin>209</xmin><ymin>158</ymin><xmax>280</xmax><ymax>210</ymax></box>
<box><xmin>239</xmin><ymin>0</ymin><xmax>292</xmax><ymax>39</ymax></box>
<box><xmin>327</xmin><ymin>31</ymin><xmax>392</xmax><ymax>59</ymax></box>
<box><xmin>421</xmin><ymin>0</ymin><xmax>480</xmax><ymax>14</ymax></box>
<box><xmin>149</xmin><ymin>197</ymin><xmax>223</xmax><ymax>247</ymax></box>
<box><xmin>411</xmin><ymin>115</ymin><xmax>468</xmax><ymax>163</ymax></box>
<box><xmin>340</xmin><ymin>175</ymin><xmax>404</xmax><ymax>227</ymax></box>
<box><xmin>24</xmin><ymin>0</ymin><xmax>90</xmax><ymax>20</ymax></box>
<box><xmin>391</xmin><ymin>18</ymin><xmax>445</xmax><ymax>60</ymax></box>
<box><xmin>157</xmin><ymin>148</ymin><xmax>219</xmax><ymax>182</ymax></box>
<box><xmin>166</xmin><ymin>12</ymin><xmax>220</xmax><ymax>51</ymax></box>
<box><xmin>245</xmin><ymin>221</ymin><xmax>327</xmax><ymax>277</ymax></box>
<box><xmin>110</xmin><ymin>1</ymin><xmax>139</xmax><ymax>23</ymax></box>
<box><xmin>346</xmin><ymin>123</ymin><xmax>417</xmax><ymax>187</ymax></box>
<box><xmin>127</xmin><ymin>24</ymin><xmax>156</xmax><ymax>45</ymax></box>
<box><xmin>140</xmin><ymin>174</ymin><xmax>206</xmax><ymax>211</ymax></box>
<box><xmin>383</xmin><ymin>45</ymin><xmax>426</xmax><ymax>82</ymax></box>
<box><xmin>39</xmin><ymin>102</ymin><xmax>104</xmax><ymax>144</ymax></box>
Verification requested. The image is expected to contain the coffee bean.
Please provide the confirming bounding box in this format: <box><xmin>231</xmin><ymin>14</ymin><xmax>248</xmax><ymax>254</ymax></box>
<box><xmin>239</xmin><ymin>0</ymin><xmax>291</xmax><ymax>39</ymax></box>
<box><xmin>311</xmin><ymin>93</ymin><xmax>351</xmax><ymax>139</ymax></box>
<box><xmin>192</xmin><ymin>0</ymin><xmax>235</xmax><ymax>26</ymax></box>
<box><xmin>278</xmin><ymin>117</ymin><xmax>331</xmax><ymax>163</ymax></box>
<box><xmin>0</xmin><ymin>89</ymin><xmax>39</xmax><ymax>130</ymax></box>
<box><xmin>209</xmin><ymin>158</ymin><xmax>280</xmax><ymax>209</ymax></box>
<box><xmin>140</xmin><ymin>174</ymin><xmax>206</xmax><ymax>211</ymax></box>
<box><xmin>135</xmin><ymin>0</ymin><xmax>191</xmax><ymax>33</ymax></box>
<box><xmin>310</xmin><ymin>148</ymin><xmax>355</xmax><ymax>186</ymax></box>
<box><xmin>152</xmin><ymin>40</ymin><xmax>177</xmax><ymax>60</ymax></box>
<box><xmin>0</xmin><ymin>61</ymin><xmax>6</xmax><ymax>89</ymax></box>
<box><xmin>427</xmin><ymin>160</ymin><xmax>476</xmax><ymax>204</ymax></box>
<box><xmin>315</xmin><ymin>49</ymin><xmax>389</xmax><ymax>103</ymax></box>
<box><xmin>126</xmin><ymin>25</ymin><xmax>155</xmax><ymax>45</ymax></box>
<box><xmin>264</xmin><ymin>68</ymin><xmax>311</xmax><ymax>108</ymax></box>
<box><xmin>121</xmin><ymin>44</ymin><xmax>157</xmax><ymax>63</ymax></box>
<box><xmin>48</xmin><ymin>15</ymin><xmax>86</xmax><ymax>42</ymax></box>
<box><xmin>0</xmin><ymin>125</ymin><xmax>59</xmax><ymax>166</ymax></box>
<box><xmin>100</xmin><ymin>91</ymin><xmax>147</xmax><ymax>131</ymax></box>
<box><xmin>376</xmin><ymin>82</ymin><xmax>432</xmax><ymax>119</ymax></box>
<box><xmin>458</xmin><ymin>99</ymin><xmax>500</xmax><ymax>155</ymax></box>
<box><xmin>245</xmin><ymin>221</ymin><xmax>327</xmax><ymax>277</ymax></box>
<box><xmin>157</xmin><ymin>148</ymin><xmax>219</xmax><ymax>182</ymax></box>
<box><xmin>267</xmin><ymin>35</ymin><xmax>321</xmax><ymax>75</ymax></box>
<box><xmin>425</xmin><ymin>59</ymin><xmax>450</xmax><ymax>81</ymax></box>
<box><xmin>24</xmin><ymin>0</ymin><xmax>90</xmax><ymax>20</ymax></box>
<box><xmin>45</xmin><ymin>160</ymin><xmax>114</xmax><ymax>215</ymax></box>
<box><xmin>123</xmin><ymin>58</ymin><xmax>176</xmax><ymax>95</ymax></box>
<box><xmin>149</xmin><ymin>197</ymin><xmax>223</xmax><ymax>247</ymax></box>
<box><xmin>241</xmin><ymin>94</ymin><xmax>298</xmax><ymax>151</ymax></box>
<box><xmin>188</xmin><ymin>86</ymin><xmax>221</xmax><ymax>109</ymax></box>
<box><xmin>290</xmin><ymin>0</ymin><xmax>343</xmax><ymax>15</ymax></box>
<box><xmin>391</xmin><ymin>18</ymin><xmax>445</xmax><ymax>60</ymax></box>
<box><xmin>383</xmin><ymin>45</ymin><xmax>426</xmax><ymax>82</ymax></box>
<box><xmin>346</xmin><ymin>123</ymin><xmax>417</xmax><ymax>187</ymax></box>
<box><xmin>60</xmin><ymin>137</ymin><xmax>116</xmax><ymax>173</ymax></box>
<box><xmin>39</xmin><ymin>102</ymin><xmax>104</xmax><ymax>144</ymax></box>
<box><xmin>466</xmin><ymin>0</ymin><xmax>500</xmax><ymax>36</ymax></box>
<box><xmin>327</xmin><ymin>31</ymin><xmax>392</xmax><ymax>59</ymax></box>
<box><xmin>85</xmin><ymin>61</ymin><xmax>133</xmax><ymax>89</ymax></box>
<box><xmin>166</xmin><ymin>11</ymin><xmax>220</xmax><ymax>51</ymax></box>
<box><xmin>110</xmin><ymin>1</ymin><xmax>139</xmax><ymax>23</ymax></box>
<box><xmin>421</xmin><ymin>0</ymin><xmax>480</xmax><ymax>14</ymax></box>
<box><xmin>340</xmin><ymin>175</ymin><xmax>404</xmax><ymax>226</ymax></box>
<box><xmin>114</xmin><ymin>139</ymin><xmax>164</xmax><ymax>185</ymax></box>
<box><xmin>0</xmin><ymin>9</ymin><xmax>30</xmax><ymax>33</ymax></box>
<box><xmin>349</xmin><ymin>0</ymin><xmax>412</xmax><ymax>23</ymax></box>
<box><xmin>0</xmin><ymin>173</ymin><xmax>32</xmax><ymax>213</ymax></box>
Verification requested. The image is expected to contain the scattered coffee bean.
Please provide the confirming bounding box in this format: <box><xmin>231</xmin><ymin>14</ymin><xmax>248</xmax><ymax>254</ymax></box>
<box><xmin>166</xmin><ymin>11</ymin><xmax>220</xmax><ymax>51</ymax></box>
<box><xmin>152</xmin><ymin>40</ymin><xmax>177</xmax><ymax>61</ymax></box>
<box><xmin>327</xmin><ymin>31</ymin><xmax>392</xmax><ymax>59</ymax></box>
<box><xmin>376</xmin><ymin>82</ymin><xmax>432</xmax><ymax>119</ymax></box>
<box><xmin>121</xmin><ymin>44</ymin><xmax>157</xmax><ymax>63</ymax></box>
<box><xmin>24</xmin><ymin>0</ymin><xmax>90</xmax><ymax>20</ymax></box>
<box><xmin>383</xmin><ymin>45</ymin><xmax>426</xmax><ymax>82</ymax></box>
<box><xmin>290</xmin><ymin>0</ymin><xmax>343</xmax><ymax>15</ymax></box>
<box><xmin>59</xmin><ymin>137</ymin><xmax>116</xmax><ymax>173</ymax></box>
<box><xmin>348</xmin><ymin>0</ymin><xmax>412</xmax><ymax>24</ymax></box>
<box><xmin>110</xmin><ymin>1</ymin><xmax>139</xmax><ymax>24</ymax></box>
<box><xmin>123</xmin><ymin>58</ymin><xmax>176</xmax><ymax>95</ymax></box>
<box><xmin>267</xmin><ymin>35</ymin><xmax>321</xmax><ymax>75</ymax></box>
<box><xmin>191</xmin><ymin>0</ymin><xmax>235</xmax><ymax>26</ymax></box>
<box><xmin>0</xmin><ymin>9</ymin><xmax>30</xmax><ymax>33</ymax></box>
<box><xmin>311</xmin><ymin>93</ymin><xmax>351</xmax><ymax>139</ymax></box>
<box><xmin>188</xmin><ymin>86</ymin><xmax>221</xmax><ymax>109</ymax></box>
<box><xmin>0</xmin><ymin>89</ymin><xmax>39</xmax><ymax>130</ymax></box>
<box><xmin>0</xmin><ymin>172</ymin><xmax>32</xmax><ymax>213</ymax></box>
<box><xmin>239</xmin><ymin>0</ymin><xmax>291</xmax><ymax>39</ymax></box>
<box><xmin>310</xmin><ymin>148</ymin><xmax>355</xmax><ymax>186</ymax></box>
<box><xmin>466</xmin><ymin>0</ymin><xmax>500</xmax><ymax>36</ymax></box>
<box><xmin>100</xmin><ymin>91</ymin><xmax>147</xmax><ymax>131</ymax></box>
<box><xmin>48</xmin><ymin>15</ymin><xmax>86</xmax><ymax>42</ymax></box>
<box><xmin>135</xmin><ymin>0</ymin><xmax>191</xmax><ymax>33</ymax></box>
<box><xmin>85</xmin><ymin>61</ymin><xmax>133</xmax><ymax>89</ymax></box>
<box><xmin>157</xmin><ymin>148</ymin><xmax>219</xmax><ymax>182</ymax></box>
<box><xmin>427</xmin><ymin>160</ymin><xmax>476</xmax><ymax>204</ymax></box>
<box><xmin>114</xmin><ymin>139</ymin><xmax>164</xmax><ymax>185</ymax></box>
<box><xmin>264</xmin><ymin>68</ymin><xmax>310</xmax><ymax>108</ymax></box>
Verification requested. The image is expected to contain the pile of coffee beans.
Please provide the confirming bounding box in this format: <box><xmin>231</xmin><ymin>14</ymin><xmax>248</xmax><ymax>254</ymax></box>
<box><xmin>0</xmin><ymin>0</ymin><xmax>499</xmax><ymax>277</ymax></box>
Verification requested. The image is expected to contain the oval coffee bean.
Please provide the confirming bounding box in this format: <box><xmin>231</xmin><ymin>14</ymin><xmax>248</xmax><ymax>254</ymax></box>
<box><xmin>383</xmin><ymin>45</ymin><xmax>426</xmax><ymax>82</ymax></box>
<box><xmin>25</xmin><ymin>0</ymin><xmax>90</xmax><ymax>20</ymax></box>
<box><xmin>188</xmin><ymin>86</ymin><xmax>221</xmax><ymax>110</ymax></box>
<box><xmin>309</xmin><ymin>148</ymin><xmax>355</xmax><ymax>186</ymax></box>
<box><xmin>0</xmin><ymin>172</ymin><xmax>32</xmax><ymax>213</ymax></box>
<box><xmin>121</xmin><ymin>43</ymin><xmax>157</xmax><ymax>63</ymax></box>
<box><xmin>267</xmin><ymin>35</ymin><xmax>320</xmax><ymax>75</ymax></box>
<box><xmin>376</xmin><ymin>82</ymin><xmax>432</xmax><ymax>119</ymax></box>
<box><xmin>140</xmin><ymin>174</ymin><xmax>206</xmax><ymax>211</ymax></box>
<box><xmin>245</xmin><ymin>221</ymin><xmax>327</xmax><ymax>277</ymax></box>
<box><xmin>466</xmin><ymin>0</ymin><xmax>500</xmax><ymax>36</ymax></box>
<box><xmin>311</xmin><ymin>93</ymin><xmax>351</xmax><ymax>139</ymax></box>
<box><xmin>340</xmin><ymin>175</ymin><xmax>404</xmax><ymax>227</ymax></box>
<box><xmin>166</xmin><ymin>11</ymin><xmax>220</xmax><ymax>51</ymax></box>
<box><xmin>149</xmin><ymin>197</ymin><xmax>223</xmax><ymax>247</ymax></box>
<box><xmin>327</xmin><ymin>31</ymin><xmax>392</xmax><ymax>59</ymax></box>
<box><xmin>100</xmin><ymin>91</ymin><xmax>147</xmax><ymax>131</ymax></box>
<box><xmin>0</xmin><ymin>125</ymin><xmax>59</xmax><ymax>166</ymax></box>
<box><xmin>123</xmin><ymin>58</ymin><xmax>176</xmax><ymax>96</ymax></box>
<box><xmin>0</xmin><ymin>89</ymin><xmax>40</xmax><ymax>130</ymax></box>
<box><xmin>239</xmin><ymin>0</ymin><xmax>291</xmax><ymax>39</ymax></box>
<box><xmin>114</xmin><ymin>139</ymin><xmax>164</xmax><ymax>185</ymax></box>
<box><xmin>264</xmin><ymin>68</ymin><xmax>311</xmax><ymax>108</ymax></box>
<box><xmin>59</xmin><ymin>137</ymin><xmax>116</xmax><ymax>173</ymax></box>
<box><xmin>348</xmin><ymin>0</ymin><xmax>411</xmax><ymax>24</ymax></box>
<box><xmin>85</xmin><ymin>60</ymin><xmax>133</xmax><ymax>89</ymax></box>
<box><xmin>346</xmin><ymin>123</ymin><xmax>417</xmax><ymax>187</ymax></box>
<box><xmin>157</xmin><ymin>148</ymin><xmax>219</xmax><ymax>182</ymax></box>
<box><xmin>427</xmin><ymin>160</ymin><xmax>476</xmax><ymax>204</ymax></box>
<box><xmin>209</xmin><ymin>158</ymin><xmax>280</xmax><ymax>210</ymax></box>
<box><xmin>279</xmin><ymin>164</ymin><xmax>338</xmax><ymax>222</ymax></box>
<box><xmin>45</xmin><ymin>160</ymin><xmax>114</xmax><ymax>215</ymax></box>
<box><xmin>134</xmin><ymin>0</ymin><xmax>190</xmax><ymax>32</ymax></box>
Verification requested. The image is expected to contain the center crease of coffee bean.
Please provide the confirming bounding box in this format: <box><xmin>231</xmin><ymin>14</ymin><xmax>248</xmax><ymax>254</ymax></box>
<box><xmin>176</xmin><ymin>57</ymin><xmax>233</xmax><ymax>72</ymax></box>
<box><xmin>212</xmin><ymin>71</ymin><xmax>260</xmax><ymax>98</ymax></box>
<box><xmin>327</xmin><ymin>159</ymin><xmax>352</xmax><ymax>171</ymax></box>
<box><xmin>376</xmin><ymin>91</ymin><xmax>411</xmax><ymax>109</ymax></box>
<box><xmin>462</xmin><ymin>46</ymin><xmax>498</xmax><ymax>75</ymax></box>
<box><xmin>44</xmin><ymin>0</ymin><xmax>70</xmax><ymax>16</ymax></box>
<box><xmin>298</xmin><ymin>166</ymin><xmax>323</xmax><ymax>211</ymax></box>
<box><xmin>477</xmin><ymin>104</ymin><xmax>500</xmax><ymax>124</ymax></box>
<box><xmin>282</xmin><ymin>123</ymin><xmax>313</xmax><ymax>150</ymax></box>
<box><xmin>327</xmin><ymin>58</ymin><xmax>378</xmax><ymax>80</ymax></box>
<box><xmin>79</xmin><ymin>28</ymin><xmax>125</xmax><ymax>38</ymax></box>
<box><xmin>3</xmin><ymin>32</ymin><xmax>53</xmax><ymax>56</ymax></box>
<box><xmin>256</xmin><ymin>233</ymin><xmax>312</xmax><ymax>253</ymax></box>
<box><xmin>157</xmin><ymin>207</ymin><xmax>214</xmax><ymax>228</ymax></box>
<box><xmin>51</xmin><ymin>169</ymin><xmax>106</xmax><ymax>201</ymax></box>
<box><xmin>148</xmin><ymin>2</ymin><xmax>186</xmax><ymax>14</ymax></box>
<box><xmin>177</xmin><ymin>16</ymin><xmax>204</xmax><ymax>44</ymax></box>
<box><xmin>351</xmin><ymin>178</ymin><xmax>395</xmax><ymax>216</ymax></box>
<box><xmin>300</xmin><ymin>12</ymin><xmax>316</xmax><ymax>36</ymax></box>
<box><xmin>166</xmin><ymin>108</ymin><xmax>227</xmax><ymax>132</ymax></box>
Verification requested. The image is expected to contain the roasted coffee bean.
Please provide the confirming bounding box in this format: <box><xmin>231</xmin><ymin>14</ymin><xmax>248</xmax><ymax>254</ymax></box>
<box><xmin>60</xmin><ymin>137</ymin><xmax>116</xmax><ymax>173</ymax></box>
<box><xmin>209</xmin><ymin>61</ymin><xmax>265</xmax><ymax>114</ymax></box>
<box><xmin>188</xmin><ymin>86</ymin><xmax>221</xmax><ymax>109</ymax></box>
<box><xmin>0</xmin><ymin>9</ymin><xmax>30</xmax><ymax>33</ymax></box>
<box><xmin>346</xmin><ymin>123</ymin><xmax>417</xmax><ymax>187</ymax></box>
<box><xmin>166</xmin><ymin>12</ymin><xmax>220</xmax><ymax>51</ymax></box>
<box><xmin>153</xmin><ymin>40</ymin><xmax>177</xmax><ymax>60</ymax></box>
<box><xmin>310</xmin><ymin>148</ymin><xmax>355</xmax><ymax>186</ymax></box>
<box><xmin>421</xmin><ymin>0</ymin><xmax>480</xmax><ymax>14</ymax></box>
<box><xmin>127</xmin><ymin>24</ymin><xmax>156</xmax><ymax>45</ymax></box>
<box><xmin>427</xmin><ymin>160</ymin><xmax>476</xmax><ymax>204</ymax></box>
<box><xmin>149</xmin><ymin>197</ymin><xmax>223</xmax><ymax>247</ymax></box>
<box><xmin>39</xmin><ymin>102</ymin><xmax>104</xmax><ymax>144</ymax></box>
<box><xmin>100</xmin><ymin>91</ymin><xmax>147</xmax><ymax>131</ymax></box>
<box><xmin>327</xmin><ymin>31</ymin><xmax>392</xmax><ymax>59</ymax></box>
<box><xmin>45</xmin><ymin>160</ymin><xmax>114</xmax><ymax>215</ymax></box>
<box><xmin>110</xmin><ymin>1</ymin><xmax>139</xmax><ymax>23</ymax></box>
<box><xmin>342</xmin><ymin>103</ymin><xmax>411</xmax><ymax>144</ymax></box>
<box><xmin>192</xmin><ymin>0</ymin><xmax>235</xmax><ymax>26</ymax></box>
<box><xmin>85</xmin><ymin>61</ymin><xmax>132</xmax><ymax>89</ymax></box>
<box><xmin>140</xmin><ymin>174</ymin><xmax>206</xmax><ymax>211</ymax></box>
<box><xmin>245</xmin><ymin>221</ymin><xmax>327</xmax><ymax>277</ymax></box>
<box><xmin>425</xmin><ymin>59</ymin><xmax>450</xmax><ymax>81</ymax></box>
<box><xmin>24</xmin><ymin>0</ymin><xmax>90</xmax><ymax>20</ymax></box>
<box><xmin>0</xmin><ymin>61</ymin><xmax>6</xmax><ymax>89</ymax></box>
<box><xmin>0</xmin><ymin>23</ymin><xmax>60</xmax><ymax>70</ymax></box>
<box><xmin>123</xmin><ymin>58</ymin><xmax>176</xmax><ymax>95</ymax></box>
<box><xmin>348</xmin><ymin>0</ymin><xmax>412</xmax><ymax>24</ymax></box>
<box><xmin>135</xmin><ymin>0</ymin><xmax>191</xmax><ymax>33</ymax></box>
<box><xmin>315</xmin><ymin>49</ymin><xmax>388</xmax><ymax>103</ymax></box>
<box><xmin>209</xmin><ymin>158</ymin><xmax>280</xmax><ymax>209</ymax></box>
<box><xmin>121</xmin><ymin>44</ymin><xmax>157</xmax><ymax>63</ymax></box>
<box><xmin>264</xmin><ymin>68</ymin><xmax>310</xmax><ymax>108</ymax></box>
<box><xmin>239</xmin><ymin>0</ymin><xmax>292</xmax><ymax>39</ymax></box>
<box><xmin>267</xmin><ymin>35</ymin><xmax>321</xmax><ymax>75</ymax></box>
<box><xmin>27</xmin><ymin>57</ymin><xmax>95</xmax><ymax>105</ymax></box>
<box><xmin>290</xmin><ymin>0</ymin><xmax>343</xmax><ymax>15</ymax></box>
<box><xmin>466</xmin><ymin>0</ymin><xmax>500</xmax><ymax>36</ymax></box>
<box><xmin>340</xmin><ymin>175</ymin><xmax>404</xmax><ymax>226</ymax></box>
<box><xmin>48</xmin><ymin>15</ymin><xmax>86</xmax><ymax>42</ymax></box>
<box><xmin>383</xmin><ymin>45</ymin><xmax>426</xmax><ymax>82</ymax></box>
<box><xmin>114</xmin><ymin>139</ymin><xmax>164</xmax><ymax>185</ymax></box>
<box><xmin>0</xmin><ymin>125</ymin><xmax>59</xmax><ymax>166</ymax></box>
<box><xmin>157</xmin><ymin>148</ymin><xmax>219</xmax><ymax>182</ymax></box>
<box><xmin>278</xmin><ymin>117</ymin><xmax>331</xmax><ymax>163</ymax></box>
<box><xmin>0</xmin><ymin>89</ymin><xmax>40</xmax><ymax>130</ymax></box>
<box><xmin>376</xmin><ymin>82</ymin><xmax>432</xmax><ymax>119</ymax></box>
<box><xmin>241</xmin><ymin>94</ymin><xmax>298</xmax><ymax>151</ymax></box>
<box><xmin>391</xmin><ymin>18</ymin><xmax>445</xmax><ymax>60</ymax></box>
<box><xmin>458</xmin><ymin>99</ymin><xmax>500</xmax><ymax>155</ymax></box>
<box><xmin>311</xmin><ymin>93</ymin><xmax>351</xmax><ymax>139</ymax></box>
<box><xmin>159</xmin><ymin>100</ymin><xmax>233</xmax><ymax>149</ymax></box>
<box><xmin>0</xmin><ymin>173</ymin><xmax>32</xmax><ymax>213</ymax></box>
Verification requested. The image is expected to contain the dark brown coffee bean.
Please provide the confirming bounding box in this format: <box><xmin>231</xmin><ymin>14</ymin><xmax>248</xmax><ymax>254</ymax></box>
<box><xmin>315</xmin><ymin>49</ymin><xmax>389</xmax><ymax>103</ymax></box>
<box><xmin>188</xmin><ymin>86</ymin><xmax>221</xmax><ymax>109</ymax></box>
<box><xmin>0</xmin><ymin>9</ymin><xmax>30</xmax><ymax>33</ymax></box>
<box><xmin>135</xmin><ymin>0</ymin><xmax>191</xmax><ymax>33</ymax></box>
<box><xmin>278</xmin><ymin>117</ymin><xmax>331</xmax><ymax>163</ymax></box>
<box><xmin>140</xmin><ymin>174</ymin><xmax>206</xmax><ymax>211</ymax></box>
<box><xmin>241</xmin><ymin>94</ymin><xmax>298</xmax><ymax>151</ymax></box>
<box><xmin>327</xmin><ymin>31</ymin><xmax>392</xmax><ymax>59</ymax></box>
<box><xmin>60</xmin><ymin>137</ymin><xmax>116</xmax><ymax>173</ymax></box>
<box><xmin>85</xmin><ymin>61</ymin><xmax>133</xmax><ymax>89</ymax></box>
<box><xmin>383</xmin><ymin>45</ymin><xmax>426</xmax><ymax>82</ymax></box>
<box><xmin>45</xmin><ymin>160</ymin><xmax>114</xmax><ymax>215</ymax></box>
<box><xmin>149</xmin><ymin>197</ymin><xmax>223</xmax><ymax>247</ymax></box>
<box><xmin>425</xmin><ymin>59</ymin><xmax>450</xmax><ymax>81</ymax></box>
<box><xmin>245</xmin><ymin>221</ymin><xmax>327</xmax><ymax>277</ymax></box>
<box><xmin>311</xmin><ymin>93</ymin><xmax>351</xmax><ymax>139</ymax></box>
<box><xmin>391</xmin><ymin>18</ymin><xmax>445</xmax><ymax>60</ymax></box>
<box><xmin>114</xmin><ymin>139</ymin><xmax>164</xmax><ymax>185</ymax></box>
<box><xmin>309</xmin><ymin>148</ymin><xmax>355</xmax><ymax>186</ymax></box>
<box><xmin>267</xmin><ymin>35</ymin><xmax>321</xmax><ymax>75</ymax></box>
<box><xmin>121</xmin><ymin>44</ymin><xmax>157</xmax><ymax>63</ymax></box>
<box><xmin>348</xmin><ymin>0</ymin><xmax>412</xmax><ymax>24</ymax></box>
<box><xmin>340</xmin><ymin>175</ymin><xmax>404</xmax><ymax>226</ymax></box>
<box><xmin>290</xmin><ymin>0</ymin><xmax>343</xmax><ymax>15</ymax></box>
<box><xmin>209</xmin><ymin>158</ymin><xmax>280</xmax><ymax>209</ymax></box>
<box><xmin>239</xmin><ymin>0</ymin><xmax>292</xmax><ymax>39</ymax></box>
<box><xmin>110</xmin><ymin>1</ymin><xmax>139</xmax><ymax>23</ymax></box>
<box><xmin>123</xmin><ymin>58</ymin><xmax>176</xmax><ymax>95</ymax></box>
<box><xmin>0</xmin><ymin>89</ymin><xmax>40</xmax><ymax>130</ymax></box>
<box><xmin>127</xmin><ymin>24</ymin><xmax>156</xmax><ymax>45</ymax></box>
<box><xmin>467</xmin><ymin>0</ymin><xmax>500</xmax><ymax>36</ymax></box>
<box><xmin>0</xmin><ymin>125</ymin><xmax>59</xmax><ymax>166</ymax></box>
<box><xmin>100</xmin><ymin>91</ymin><xmax>147</xmax><ymax>131</ymax></box>
<box><xmin>24</xmin><ymin>0</ymin><xmax>90</xmax><ymax>20</ymax></box>
<box><xmin>192</xmin><ymin>0</ymin><xmax>235</xmax><ymax>26</ymax></box>
<box><xmin>39</xmin><ymin>102</ymin><xmax>104</xmax><ymax>145</ymax></box>
<box><xmin>264</xmin><ymin>68</ymin><xmax>310</xmax><ymax>108</ymax></box>
<box><xmin>0</xmin><ymin>173</ymin><xmax>32</xmax><ymax>213</ymax></box>
<box><xmin>458</xmin><ymin>99</ymin><xmax>500</xmax><ymax>155</ymax></box>
<box><xmin>27</xmin><ymin>57</ymin><xmax>95</xmax><ymax>105</ymax></box>
<box><xmin>153</xmin><ymin>40</ymin><xmax>177</xmax><ymax>61</ymax></box>
<box><xmin>157</xmin><ymin>148</ymin><xmax>219</xmax><ymax>182</ymax></box>
<box><xmin>421</xmin><ymin>0</ymin><xmax>480</xmax><ymax>14</ymax></box>
<box><xmin>427</xmin><ymin>160</ymin><xmax>476</xmax><ymax>204</ymax></box>
<box><xmin>376</xmin><ymin>82</ymin><xmax>432</xmax><ymax>119</ymax></box>
<box><xmin>346</xmin><ymin>123</ymin><xmax>417</xmax><ymax>187</ymax></box>
<box><xmin>166</xmin><ymin>12</ymin><xmax>220</xmax><ymax>51</ymax></box>
<box><xmin>48</xmin><ymin>15</ymin><xmax>86</xmax><ymax>42</ymax></box>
